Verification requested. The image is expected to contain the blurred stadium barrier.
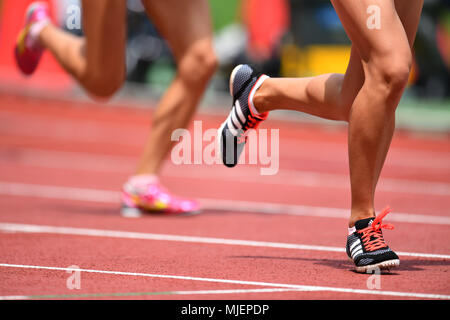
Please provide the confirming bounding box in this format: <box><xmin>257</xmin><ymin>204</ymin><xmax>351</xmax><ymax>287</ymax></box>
<box><xmin>0</xmin><ymin>0</ymin><xmax>448</xmax><ymax>132</ymax></box>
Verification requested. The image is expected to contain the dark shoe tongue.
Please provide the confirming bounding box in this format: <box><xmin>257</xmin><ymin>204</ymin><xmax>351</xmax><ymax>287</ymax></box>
<box><xmin>355</xmin><ymin>217</ymin><xmax>375</xmax><ymax>230</ymax></box>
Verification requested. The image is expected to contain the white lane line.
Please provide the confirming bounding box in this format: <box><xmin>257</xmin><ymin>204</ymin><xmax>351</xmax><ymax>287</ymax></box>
<box><xmin>0</xmin><ymin>263</ymin><xmax>448</xmax><ymax>300</ymax></box>
<box><xmin>0</xmin><ymin>223</ymin><xmax>449</xmax><ymax>260</ymax></box>
<box><xmin>198</xmin><ymin>198</ymin><xmax>450</xmax><ymax>226</ymax></box>
<box><xmin>0</xmin><ymin>182</ymin><xmax>118</xmax><ymax>203</ymax></box>
<box><xmin>0</xmin><ymin>295</ymin><xmax>29</xmax><ymax>300</ymax></box>
<box><xmin>280</xmin><ymin>139</ymin><xmax>450</xmax><ymax>170</ymax></box>
<box><xmin>2</xmin><ymin>147</ymin><xmax>450</xmax><ymax>196</ymax></box>
<box><xmin>1</xmin><ymin>181</ymin><xmax>449</xmax><ymax>226</ymax></box>
<box><xmin>0</xmin><ymin>288</ymin><xmax>308</xmax><ymax>300</ymax></box>
<box><xmin>2</xmin><ymin>124</ymin><xmax>449</xmax><ymax>170</ymax></box>
<box><xmin>172</xmin><ymin>167</ymin><xmax>450</xmax><ymax>197</ymax></box>
<box><xmin>169</xmin><ymin>288</ymin><xmax>302</xmax><ymax>295</ymax></box>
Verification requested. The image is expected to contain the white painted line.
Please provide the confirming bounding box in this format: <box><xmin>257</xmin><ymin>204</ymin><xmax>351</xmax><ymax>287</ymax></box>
<box><xmin>171</xmin><ymin>288</ymin><xmax>302</xmax><ymax>295</ymax></box>
<box><xmin>2</xmin><ymin>147</ymin><xmax>450</xmax><ymax>196</ymax></box>
<box><xmin>280</xmin><ymin>139</ymin><xmax>450</xmax><ymax>170</ymax></box>
<box><xmin>0</xmin><ymin>288</ymin><xmax>308</xmax><ymax>300</ymax></box>
<box><xmin>0</xmin><ymin>263</ymin><xmax>448</xmax><ymax>299</ymax></box>
<box><xmin>0</xmin><ymin>182</ymin><xmax>118</xmax><ymax>203</ymax></box>
<box><xmin>171</xmin><ymin>167</ymin><xmax>450</xmax><ymax>196</ymax></box>
<box><xmin>0</xmin><ymin>222</ymin><xmax>449</xmax><ymax>260</ymax></box>
<box><xmin>0</xmin><ymin>295</ymin><xmax>29</xmax><ymax>300</ymax></box>
<box><xmin>198</xmin><ymin>198</ymin><xmax>450</xmax><ymax>226</ymax></box>
<box><xmin>1</xmin><ymin>182</ymin><xmax>449</xmax><ymax>226</ymax></box>
<box><xmin>3</xmin><ymin>126</ymin><xmax>449</xmax><ymax>170</ymax></box>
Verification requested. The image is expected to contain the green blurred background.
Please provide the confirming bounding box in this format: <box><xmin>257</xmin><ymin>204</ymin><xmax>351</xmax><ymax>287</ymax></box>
<box><xmin>1</xmin><ymin>0</ymin><xmax>449</xmax><ymax>132</ymax></box>
<box><xmin>123</xmin><ymin>0</ymin><xmax>450</xmax><ymax>131</ymax></box>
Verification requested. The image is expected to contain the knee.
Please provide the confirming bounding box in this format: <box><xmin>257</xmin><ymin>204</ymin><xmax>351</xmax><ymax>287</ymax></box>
<box><xmin>83</xmin><ymin>68</ymin><xmax>125</xmax><ymax>100</ymax></box>
<box><xmin>367</xmin><ymin>51</ymin><xmax>412</xmax><ymax>101</ymax></box>
<box><xmin>177</xmin><ymin>41</ymin><xmax>218</xmax><ymax>86</ymax></box>
<box><xmin>380</xmin><ymin>61</ymin><xmax>411</xmax><ymax>92</ymax></box>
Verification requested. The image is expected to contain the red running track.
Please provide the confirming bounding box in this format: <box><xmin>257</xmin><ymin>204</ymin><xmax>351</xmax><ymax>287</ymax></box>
<box><xmin>0</xmin><ymin>92</ymin><xmax>449</xmax><ymax>300</ymax></box>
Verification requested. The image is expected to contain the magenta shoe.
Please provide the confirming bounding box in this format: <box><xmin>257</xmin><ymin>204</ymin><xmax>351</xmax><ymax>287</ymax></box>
<box><xmin>15</xmin><ymin>2</ymin><xmax>50</xmax><ymax>75</ymax></box>
<box><xmin>121</xmin><ymin>179</ymin><xmax>201</xmax><ymax>217</ymax></box>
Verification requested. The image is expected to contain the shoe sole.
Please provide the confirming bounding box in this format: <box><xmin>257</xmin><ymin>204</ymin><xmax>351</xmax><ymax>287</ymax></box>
<box><xmin>121</xmin><ymin>206</ymin><xmax>202</xmax><ymax>218</ymax></box>
<box><xmin>121</xmin><ymin>206</ymin><xmax>143</xmax><ymax>218</ymax></box>
<box><xmin>355</xmin><ymin>259</ymin><xmax>400</xmax><ymax>273</ymax></box>
<box><xmin>217</xmin><ymin>64</ymin><xmax>244</xmax><ymax>167</ymax></box>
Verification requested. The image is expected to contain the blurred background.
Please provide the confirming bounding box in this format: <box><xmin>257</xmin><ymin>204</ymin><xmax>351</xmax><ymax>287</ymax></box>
<box><xmin>0</xmin><ymin>0</ymin><xmax>449</xmax><ymax>132</ymax></box>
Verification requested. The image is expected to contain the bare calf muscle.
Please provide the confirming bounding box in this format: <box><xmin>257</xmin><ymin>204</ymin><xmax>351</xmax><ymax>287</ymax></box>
<box><xmin>218</xmin><ymin>0</ymin><xmax>423</xmax><ymax>272</ymax></box>
<box><xmin>15</xmin><ymin>0</ymin><xmax>215</xmax><ymax>215</ymax></box>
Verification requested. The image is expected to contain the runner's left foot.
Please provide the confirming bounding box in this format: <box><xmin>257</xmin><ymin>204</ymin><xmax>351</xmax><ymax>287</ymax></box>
<box><xmin>347</xmin><ymin>207</ymin><xmax>400</xmax><ymax>273</ymax></box>
<box><xmin>15</xmin><ymin>2</ymin><xmax>50</xmax><ymax>75</ymax></box>
<box><xmin>218</xmin><ymin>64</ymin><xmax>270</xmax><ymax>167</ymax></box>
<box><xmin>121</xmin><ymin>175</ymin><xmax>200</xmax><ymax>217</ymax></box>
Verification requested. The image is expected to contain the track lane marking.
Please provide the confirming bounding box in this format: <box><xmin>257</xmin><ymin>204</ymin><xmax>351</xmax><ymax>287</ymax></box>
<box><xmin>1</xmin><ymin>148</ymin><xmax>450</xmax><ymax>196</ymax></box>
<box><xmin>0</xmin><ymin>182</ymin><xmax>449</xmax><ymax>225</ymax></box>
<box><xmin>2</xmin><ymin>119</ymin><xmax>449</xmax><ymax>169</ymax></box>
<box><xmin>0</xmin><ymin>263</ymin><xmax>448</xmax><ymax>299</ymax></box>
<box><xmin>0</xmin><ymin>288</ymin><xmax>308</xmax><ymax>300</ymax></box>
<box><xmin>0</xmin><ymin>222</ymin><xmax>449</xmax><ymax>260</ymax></box>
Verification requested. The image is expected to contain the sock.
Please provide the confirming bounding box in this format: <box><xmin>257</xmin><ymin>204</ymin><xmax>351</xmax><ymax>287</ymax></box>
<box><xmin>348</xmin><ymin>226</ymin><xmax>356</xmax><ymax>235</ymax></box>
<box><xmin>248</xmin><ymin>75</ymin><xmax>270</xmax><ymax>116</ymax></box>
<box><xmin>127</xmin><ymin>174</ymin><xmax>159</xmax><ymax>193</ymax></box>
<box><xmin>129</xmin><ymin>174</ymin><xmax>158</xmax><ymax>185</ymax></box>
<box><xmin>27</xmin><ymin>19</ymin><xmax>50</xmax><ymax>49</ymax></box>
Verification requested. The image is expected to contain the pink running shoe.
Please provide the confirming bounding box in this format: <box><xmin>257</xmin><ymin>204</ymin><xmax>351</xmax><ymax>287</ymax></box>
<box><xmin>121</xmin><ymin>176</ymin><xmax>201</xmax><ymax>217</ymax></box>
<box><xmin>15</xmin><ymin>2</ymin><xmax>50</xmax><ymax>75</ymax></box>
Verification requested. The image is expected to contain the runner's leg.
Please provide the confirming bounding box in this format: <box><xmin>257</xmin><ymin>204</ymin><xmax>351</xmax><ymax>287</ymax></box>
<box><xmin>134</xmin><ymin>0</ymin><xmax>217</xmax><ymax>175</ymax></box>
<box><xmin>38</xmin><ymin>0</ymin><xmax>126</xmax><ymax>98</ymax></box>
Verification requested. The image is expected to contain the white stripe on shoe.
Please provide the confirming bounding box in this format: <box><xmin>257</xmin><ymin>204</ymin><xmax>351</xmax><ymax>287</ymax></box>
<box><xmin>349</xmin><ymin>239</ymin><xmax>361</xmax><ymax>253</ymax></box>
<box><xmin>351</xmin><ymin>248</ymin><xmax>363</xmax><ymax>259</ymax></box>
<box><xmin>350</xmin><ymin>244</ymin><xmax>362</xmax><ymax>256</ymax></box>
<box><xmin>226</xmin><ymin>115</ymin><xmax>238</xmax><ymax>136</ymax></box>
<box><xmin>231</xmin><ymin>108</ymin><xmax>242</xmax><ymax>129</ymax></box>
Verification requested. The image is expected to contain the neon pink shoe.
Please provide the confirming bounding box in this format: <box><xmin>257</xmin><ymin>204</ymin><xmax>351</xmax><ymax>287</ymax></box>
<box><xmin>15</xmin><ymin>2</ymin><xmax>50</xmax><ymax>75</ymax></box>
<box><xmin>121</xmin><ymin>178</ymin><xmax>201</xmax><ymax>217</ymax></box>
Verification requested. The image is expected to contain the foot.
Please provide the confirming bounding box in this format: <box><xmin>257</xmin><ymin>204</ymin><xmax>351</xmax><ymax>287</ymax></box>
<box><xmin>218</xmin><ymin>64</ymin><xmax>270</xmax><ymax>167</ymax></box>
<box><xmin>15</xmin><ymin>2</ymin><xmax>50</xmax><ymax>75</ymax></box>
<box><xmin>346</xmin><ymin>207</ymin><xmax>400</xmax><ymax>273</ymax></box>
<box><xmin>121</xmin><ymin>176</ymin><xmax>200</xmax><ymax>217</ymax></box>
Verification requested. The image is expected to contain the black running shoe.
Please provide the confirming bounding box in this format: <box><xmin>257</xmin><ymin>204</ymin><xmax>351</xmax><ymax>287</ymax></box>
<box><xmin>346</xmin><ymin>207</ymin><xmax>400</xmax><ymax>273</ymax></box>
<box><xmin>218</xmin><ymin>64</ymin><xmax>269</xmax><ymax>167</ymax></box>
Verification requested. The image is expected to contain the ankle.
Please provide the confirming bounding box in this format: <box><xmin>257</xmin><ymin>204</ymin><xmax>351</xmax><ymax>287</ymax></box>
<box><xmin>253</xmin><ymin>83</ymin><xmax>272</xmax><ymax>114</ymax></box>
<box><xmin>128</xmin><ymin>174</ymin><xmax>159</xmax><ymax>186</ymax></box>
<box><xmin>30</xmin><ymin>20</ymin><xmax>51</xmax><ymax>48</ymax></box>
<box><xmin>349</xmin><ymin>209</ymin><xmax>375</xmax><ymax>227</ymax></box>
<box><xmin>253</xmin><ymin>91</ymin><xmax>267</xmax><ymax>114</ymax></box>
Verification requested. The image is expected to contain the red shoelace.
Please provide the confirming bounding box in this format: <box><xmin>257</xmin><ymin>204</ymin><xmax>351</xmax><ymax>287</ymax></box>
<box><xmin>357</xmin><ymin>206</ymin><xmax>395</xmax><ymax>252</ymax></box>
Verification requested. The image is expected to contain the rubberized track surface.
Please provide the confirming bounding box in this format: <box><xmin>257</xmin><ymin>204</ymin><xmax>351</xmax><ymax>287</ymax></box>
<box><xmin>0</xmin><ymin>92</ymin><xmax>449</xmax><ymax>300</ymax></box>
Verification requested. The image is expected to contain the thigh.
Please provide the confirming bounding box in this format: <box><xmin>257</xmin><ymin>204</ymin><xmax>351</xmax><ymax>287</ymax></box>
<box><xmin>81</xmin><ymin>0</ymin><xmax>126</xmax><ymax>77</ymax></box>
<box><xmin>141</xmin><ymin>0</ymin><xmax>213</xmax><ymax>62</ymax></box>
<box><xmin>330</xmin><ymin>0</ymin><xmax>410</xmax><ymax>63</ymax></box>
<box><xmin>394</xmin><ymin>0</ymin><xmax>424</xmax><ymax>48</ymax></box>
